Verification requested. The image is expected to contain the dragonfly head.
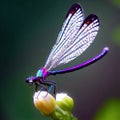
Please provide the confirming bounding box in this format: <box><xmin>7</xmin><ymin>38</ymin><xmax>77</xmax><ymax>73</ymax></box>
<box><xmin>26</xmin><ymin>68</ymin><xmax>49</xmax><ymax>86</ymax></box>
<box><xmin>25</xmin><ymin>76</ymin><xmax>37</xmax><ymax>85</ymax></box>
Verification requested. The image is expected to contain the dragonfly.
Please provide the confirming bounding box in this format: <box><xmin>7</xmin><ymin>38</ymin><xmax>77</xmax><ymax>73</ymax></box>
<box><xmin>26</xmin><ymin>3</ymin><xmax>109</xmax><ymax>94</ymax></box>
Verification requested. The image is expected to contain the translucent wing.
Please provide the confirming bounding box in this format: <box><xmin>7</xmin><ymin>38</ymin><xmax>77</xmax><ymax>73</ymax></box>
<box><xmin>46</xmin><ymin>14</ymin><xmax>99</xmax><ymax>70</ymax></box>
<box><xmin>58</xmin><ymin>14</ymin><xmax>99</xmax><ymax>65</ymax></box>
<box><xmin>44</xmin><ymin>3</ymin><xmax>84</xmax><ymax>70</ymax></box>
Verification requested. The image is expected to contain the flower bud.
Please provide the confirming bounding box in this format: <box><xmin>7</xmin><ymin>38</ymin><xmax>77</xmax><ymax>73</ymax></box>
<box><xmin>56</xmin><ymin>93</ymin><xmax>74</xmax><ymax>112</ymax></box>
<box><xmin>33</xmin><ymin>91</ymin><xmax>56</xmax><ymax>115</ymax></box>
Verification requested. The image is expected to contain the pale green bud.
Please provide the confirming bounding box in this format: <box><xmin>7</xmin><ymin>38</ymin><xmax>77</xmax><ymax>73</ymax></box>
<box><xmin>56</xmin><ymin>93</ymin><xmax>74</xmax><ymax>112</ymax></box>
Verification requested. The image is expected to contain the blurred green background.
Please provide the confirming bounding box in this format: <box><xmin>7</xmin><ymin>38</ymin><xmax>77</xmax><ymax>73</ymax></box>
<box><xmin>0</xmin><ymin>0</ymin><xmax>120</xmax><ymax>120</ymax></box>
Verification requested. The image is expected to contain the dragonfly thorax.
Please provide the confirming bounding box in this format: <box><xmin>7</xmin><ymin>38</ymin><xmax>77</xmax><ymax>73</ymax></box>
<box><xmin>36</xmin><ymin>67</ymin><xmax>49</xmax><ymax>79</ymax></box>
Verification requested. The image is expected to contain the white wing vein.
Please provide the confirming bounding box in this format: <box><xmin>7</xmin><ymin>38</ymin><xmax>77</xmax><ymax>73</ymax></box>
<box><xmin>44</xmin><ymin>6</ymin><xmax>84</xmax><ymax>70</ymax></box>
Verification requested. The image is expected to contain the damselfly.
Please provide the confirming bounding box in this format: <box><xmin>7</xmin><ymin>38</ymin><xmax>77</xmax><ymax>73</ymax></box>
<box><xmin>26</xmin><ymin>3</ymin><xmax>109</xmax><ymax>94</ymax></box>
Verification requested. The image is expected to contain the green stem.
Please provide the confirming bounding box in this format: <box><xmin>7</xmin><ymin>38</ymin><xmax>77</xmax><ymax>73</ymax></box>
<box><xmin>50</xmin><ymin>105</ymin><xmax>77</xmax><ymax>120</ymax></box>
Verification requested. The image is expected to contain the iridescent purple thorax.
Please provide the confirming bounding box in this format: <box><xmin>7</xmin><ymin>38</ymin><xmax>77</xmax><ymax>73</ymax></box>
<box><xmin>36</xmin><ymin>67</ymin><xmax>50</xmax><ymax>79</ymax></box>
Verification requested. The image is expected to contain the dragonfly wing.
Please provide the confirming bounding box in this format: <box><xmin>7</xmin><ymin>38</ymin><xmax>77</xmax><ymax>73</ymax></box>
<box><xmin>44</xmin><ymin>3</ymin><xmax>84</xmax><ymax>70</ymax></box>
<box><xmin>59</xmin><ymin>14</ymin><xmax>100</xmax><ymax>64</ymax></box>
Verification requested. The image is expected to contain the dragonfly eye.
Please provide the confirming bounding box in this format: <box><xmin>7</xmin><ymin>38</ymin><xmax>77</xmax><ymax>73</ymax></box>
<box><xmin>25</xmin><ymin>77</ymin><xmax>34</xmax><ymax>84</ymax></box>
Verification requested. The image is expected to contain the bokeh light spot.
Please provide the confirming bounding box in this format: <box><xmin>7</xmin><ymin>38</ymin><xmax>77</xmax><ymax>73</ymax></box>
<box><xmin>94</xmin><ymin>99</ymin><xmax>120</xmax><ymax>120</ymax></box>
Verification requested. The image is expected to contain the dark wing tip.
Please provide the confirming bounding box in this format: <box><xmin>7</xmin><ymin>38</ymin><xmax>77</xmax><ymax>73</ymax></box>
<box><xmin>66</xmin><ymin>3</ymin><xmax>82</xmax><ymax>17</ymax></box>
<box><xmin>84</xmin><ymin>14</ymin><xmax>99</xmax><ymax>25</ymax></box>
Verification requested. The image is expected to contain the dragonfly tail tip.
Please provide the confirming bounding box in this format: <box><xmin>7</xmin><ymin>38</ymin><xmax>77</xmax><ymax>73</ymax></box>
<box><xmin>104</xmin><ymin>47</ymin><xmax>109</xmax><ymax>52</ymax></box>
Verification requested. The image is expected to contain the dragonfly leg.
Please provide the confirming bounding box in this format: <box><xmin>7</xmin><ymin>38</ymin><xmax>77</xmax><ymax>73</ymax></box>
<box><xmin>34</xmin><ymin>83</ymin><xmax>38</xmax><ymax>92</ymax></box>
<box><xmin>48</xmin><ymin>84</ymin><xmax>56</xmax><ymax>97</ymax></box>
<box><xmin>34</xmin><ymin>82</ymin><xmax>47</xmax><ymax>92</ymax></box>
<box><xmin>34</xmin><ymin>86</ymin><xmax>48</xmax><ymax>99</ymax></box>
<box><xmin>45</xmin><ymin>80</ymin><xmax>56</xmax><ymax>95</ymax></box>
<box><xmin>40</xmin><ymin>79</ymin><xmax>56</xmax><ymax>95</ymax></box>
<box><xmin>38</xmin><ymin>86</ymin><xmax>49</xmax><ymax>98</ymax></box>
